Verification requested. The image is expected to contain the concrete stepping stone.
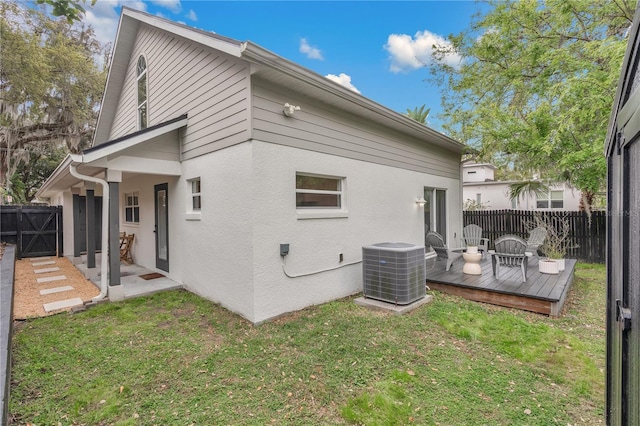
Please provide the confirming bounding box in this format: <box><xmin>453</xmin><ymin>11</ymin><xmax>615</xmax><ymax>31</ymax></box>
<box><xmin>34</xmin><ymin>267</ymin><xmax>60</xmax><ymax>274</ymax></box>
<box><xmin>37</xmin><ymin>275</ymin><xmax>66</xmax><ymax>284</ymax></box>
<box><xmin>43</xmin><ymin>298</ymin><xmax>83</xmax><ymax>313</ymax></box>
<box><xmin>32</xmin><ymin>260</ymin><xmax>56</xmax><ymax>267</ymax></box>
<box><xmin>40</xmin><ymin>285</ymin><xmax>74</xmax><ymax>295</ymax></box>
<box><xmin>30</xmin><ymin>256</ymin><xmax>52</xmax><ymax>261</ymax></box>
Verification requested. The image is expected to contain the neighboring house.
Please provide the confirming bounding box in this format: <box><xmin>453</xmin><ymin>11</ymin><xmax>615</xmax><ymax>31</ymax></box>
<box><xmin>462</xmin><ymin>162</ymin><xmax>582</xmax><ymax>211</ymax></box>
<box><xmin>36</xmin><ymin>8</ymin><xmax>464</xmax><ymax>323</ymax></box>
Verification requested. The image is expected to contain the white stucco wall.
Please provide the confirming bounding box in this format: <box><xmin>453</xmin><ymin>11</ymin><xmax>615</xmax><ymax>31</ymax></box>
<box><xmin>462</xmin><ymin>164</ymin><xmax>495</xmax><ymax>183</ymax></box>
<box><xmin>249</xmin><ymin>141</ymin><xmax>462</xmax><ymax>323</ymax></box>
<box><xmin>171</xmin><ymin>142</ymin><xmax>256</xmax><ymax>321</ymax></box>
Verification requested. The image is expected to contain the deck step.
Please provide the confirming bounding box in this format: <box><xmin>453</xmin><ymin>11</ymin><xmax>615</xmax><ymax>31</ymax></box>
<box><xmin>40</xmin><ymin>286</ymin><xmax>74</xmax><ymax>295</ymax></box>
<box><xmin>37</xmin><ymin>275</ymin><xmax>67</xmax><ymax>284</ymax></box>
<box><xmin>30</xmin><ymin>256</ymin><xmax>52</xmax><ymax>261</ymax></box>
<box><xmin>32</xmin><ymin>260</ymin><xmax>56</xmax><ymax>267</ymax></box>
<box><xmin>34</xmin><ymin>267</ymin><xmax>61</xmax><ymax>274</ymax></box>
<box><xmin>43</xmin><ymin>298</ymin><xmax>84</xmax><ymax>313</ymax></box>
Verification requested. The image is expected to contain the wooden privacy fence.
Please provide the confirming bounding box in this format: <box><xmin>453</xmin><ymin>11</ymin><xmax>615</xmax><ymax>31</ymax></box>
<box><xmin>0</xmin><ymin>205</ymin><xmax>63</xmax><ymax>259</ymax></box>
<box><xmin>464</xmin><ymin>210</ymin><xmax>606</xmax><ymax>264</ymax></box>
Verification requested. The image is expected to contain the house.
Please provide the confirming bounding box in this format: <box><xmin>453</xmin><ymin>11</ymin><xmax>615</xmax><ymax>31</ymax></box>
<box><xmin>36</xmin><ymin>7</ymin><xmax>464</xmax><ymax>324</ymax></box>
<box><xmin>462</xmin><ymin>162</ymin><xmax>582</xmax><ymax>210</ymax></box>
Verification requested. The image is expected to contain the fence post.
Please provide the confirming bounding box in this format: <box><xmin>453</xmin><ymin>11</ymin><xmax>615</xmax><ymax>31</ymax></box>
<box><xmin>16</xmin><ymin>206</ymin><xmax>22</xmax><ymax>260</ymax></box>
<box><xmin>57</xmin><ymin>206</ymin><xmax>64</xmax><ymax>258</ymax></box>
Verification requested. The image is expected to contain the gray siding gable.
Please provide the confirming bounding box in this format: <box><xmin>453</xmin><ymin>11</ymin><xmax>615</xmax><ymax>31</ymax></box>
<box><xmin>105</xmin><ymin>23</ymin><xmax>251</xmax><ymax>159</ymax></box>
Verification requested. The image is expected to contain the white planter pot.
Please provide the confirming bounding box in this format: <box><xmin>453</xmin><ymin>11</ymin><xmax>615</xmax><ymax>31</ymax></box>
<box><xmin>553</xmin><ymin>258</ymin><xmax>565</xmax><ymax>272</ymax></box>
<box><xmin>466</xmin><ymin>246</ymin><xmax>478</xmax><ymax>254</ymax></box>
<box><xmin>539</xmin><ymin>259</ymin><xmax>559</xmax><ymax>275</ymax></box>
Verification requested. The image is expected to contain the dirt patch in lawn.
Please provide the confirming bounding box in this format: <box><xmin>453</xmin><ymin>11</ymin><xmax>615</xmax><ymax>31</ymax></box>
<box><xmin>13</xmin><ymin>256</ymin><xmax>101</xmax><ymax>320</ymax></box>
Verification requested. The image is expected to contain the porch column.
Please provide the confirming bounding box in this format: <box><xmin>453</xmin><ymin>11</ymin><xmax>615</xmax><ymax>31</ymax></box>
<box><xmin>106</xmin><ymin>170</ymin><xmax>123</xmax><ymax>300</ymax></box>
<box><xmin>71</xmin><ymin>187</ymin><xmax>82</xmax><ymax>262</ymax></box>
<box><xmin>85</xmin><ymin>182</ymin><xmax>96</xmax><ymax>269</ymax></box>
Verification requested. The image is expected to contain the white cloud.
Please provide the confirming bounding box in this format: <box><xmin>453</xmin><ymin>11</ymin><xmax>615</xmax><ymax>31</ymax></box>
<box><xmin>186</xmin><ymin>9</ymin><xmax>197</xmax><ymax>21</ymax></box>
<box><xmin>384</xmin><ymin>30</ymin><xmax>462</xmax><ymax>73</ymax></box>
<box><xmin>150</xmin><ymin>0</ymin><xmax>181</xmax><ymax>14</ymax></box>
<box><xmin>83</xmin><ymin>0</ymin><xmax>147</xmax><ymax>45</ymax></box>
<box><xmin>325</xmin><ymin>73</ymin><xmax>361</xmax><ymax>94</ymax></box>
<box><xmin>299</xmin><ymin>38</ymin><xmax>323</xmax><ymax>60</ymax></box>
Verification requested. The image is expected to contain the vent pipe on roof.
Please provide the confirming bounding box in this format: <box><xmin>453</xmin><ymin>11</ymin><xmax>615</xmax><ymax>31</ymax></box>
<box><xmin>69</xmin><ymin>163</ymin><xmax>110</xmax><ymax>302</ymax></box>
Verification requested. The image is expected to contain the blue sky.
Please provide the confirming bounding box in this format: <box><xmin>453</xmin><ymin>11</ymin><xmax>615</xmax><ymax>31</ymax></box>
<box><xmin>81</xmin><ymin>1</ymin><xmax>488</xmax><ymax>132</ymax></box>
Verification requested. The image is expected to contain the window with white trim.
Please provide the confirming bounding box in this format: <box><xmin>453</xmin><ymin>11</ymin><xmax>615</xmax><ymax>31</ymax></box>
<box><xmin>190</xmin><ymin>178</ymin><xmax>201</xmax><ymax>211</ymax></box>
<box><xmin>536</xmin><ymin>190</ymin><xmax>564</xmax><ymax>209</ymax></box>
<box><xmin>137</xmin><ymin>56</ymin><xmax>148</xmax><ymax>129</ymax></box>
<box><xmin>296</xmin><ymin>173</ymin><xmax>343</xmax><ymax>209</ymax></box>
<box><xmin>124</xmin><ymin>192</ymin><xmax>140</xmax><ymax>223</ymax></box>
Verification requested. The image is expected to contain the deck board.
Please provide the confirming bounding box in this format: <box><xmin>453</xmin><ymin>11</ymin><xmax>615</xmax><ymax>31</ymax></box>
<box><xmin>426</xmin><ymin>256</ymin><xmax>577</xmax><ymax>316</ymax></box>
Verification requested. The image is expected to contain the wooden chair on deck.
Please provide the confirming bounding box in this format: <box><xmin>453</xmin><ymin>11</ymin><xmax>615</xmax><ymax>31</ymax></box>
<box><xmin>120</xmin><ymin>232</ymin><xmax>135</xmax><ymax>265</ymax></box>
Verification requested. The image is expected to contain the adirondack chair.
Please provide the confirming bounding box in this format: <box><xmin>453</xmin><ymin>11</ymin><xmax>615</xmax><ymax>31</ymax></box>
<box><xmin>462</xmin><ymin>224</ymin><xmax>489</xmax><ymax>256</ymax></box>
<box><xmin>526</xmin><ymin>227</ymin><xmax>547</xmax><ymax>260</ymax></box>
<box><xmin>491</xmin><ymin>234</ymin><xmax>528</xmax><ymax>282</ymax></box>
<box><xmin>425</xmin><ymin>231</ymin><xmax>463</xmax><ymax>271</ymax></box>
<box><xmin>120</xmin><ymin>232</ymin><xmax>135</xmax><ymax>265</ymax></box>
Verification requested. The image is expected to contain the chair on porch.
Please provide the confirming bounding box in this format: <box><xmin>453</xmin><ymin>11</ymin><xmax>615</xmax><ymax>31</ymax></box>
<box><xmin>462</xmin><ymin>224</ymin><xmax>489</xmax><ymax>256</ymax></box>
<box><xmin>526</xmin><ymin>227</ymin><xmax>547</xmax><ymax>260</ymax></box>
<box><xmin>491</xmin><ymin>234</ymin><xmax>528</xmax><ymax>282</ymax></box>
<box><xmin>425</xmin><ymin>231</ymin><xmax>463</xmax><ymax>272</ymax></box>
<box><xmin>120</xmin><ymin>232</ymin><xmax>135</xmax><ymax>265</ymax></box>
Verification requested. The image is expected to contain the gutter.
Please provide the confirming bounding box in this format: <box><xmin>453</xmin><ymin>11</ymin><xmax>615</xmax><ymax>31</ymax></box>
<box><xmin>69</xmin><ymin>156</ymin><xmax>110</xmax><ymax>302</ymax></box>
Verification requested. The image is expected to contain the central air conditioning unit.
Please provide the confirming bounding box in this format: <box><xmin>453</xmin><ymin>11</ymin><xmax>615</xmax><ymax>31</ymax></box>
<box><xmin>362</xmin><ymin>242</ymin><xmax>426</xmax><ymax>305</ymax></box>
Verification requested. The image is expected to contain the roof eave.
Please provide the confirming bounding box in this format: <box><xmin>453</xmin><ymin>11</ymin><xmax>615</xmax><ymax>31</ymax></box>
<box><xmin>240</xmin><ymin>42</ymin><xmax>465</xmax><ymax>153</ymax></box>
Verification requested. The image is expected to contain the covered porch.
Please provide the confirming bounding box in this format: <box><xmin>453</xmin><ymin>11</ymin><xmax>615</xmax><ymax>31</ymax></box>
<box><xmin>74</xmin><ymin>252</ymin><xmax>182</xmax><ymax>299</ymax></box>
<box><xmin>35</xmin><ymin>115</ymin><xmax>188</xmax><ymax>301</ymax></box>
<box><xmin>426</xmin><ymin>255</ymin><xmax>576</xmax><ymax>316</ymax></box>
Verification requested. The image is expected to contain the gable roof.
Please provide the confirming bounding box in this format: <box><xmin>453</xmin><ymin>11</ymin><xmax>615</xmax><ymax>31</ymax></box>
<box><xmin>93</xmin><ymin>7</ymin><xmax>464</xmax><ymax>153</ymax></box>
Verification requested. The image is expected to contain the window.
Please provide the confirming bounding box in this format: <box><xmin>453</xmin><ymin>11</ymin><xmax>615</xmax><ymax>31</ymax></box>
<box><xmin>424</xmin><ymin>187</ymin><xmax>447</xmax><ymax>243</ymax></box>
<box><xmin>476</xmin><ymin>193</ymin><xmax>481</xmax><ymax>204</ymax></box>
<box><xmin>296</xmin><ymin>174</ymin><xmax>343</xmax><ymax>209</ymax></box>
<box><xmin>124</xmin><ymin>192</ymin><xmax>140</xmax><ymax>223</ymax></box>
<box><xmin>137</xmin><ymin>56</ymin><xmax>147</xmax><ymax>129</ymax></box>
<box><xmin>190</xmin><ymin>178</ymin><xmax>201</xmax><ymax>211</ymax></box>
<box><xmin>536</xmin><ymin>190</ymin><xmax>564</xmax><ymax>209</ymax></box>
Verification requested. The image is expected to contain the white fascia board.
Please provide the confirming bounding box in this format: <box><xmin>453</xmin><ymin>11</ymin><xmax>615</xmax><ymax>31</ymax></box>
<box><xmin>105</xmin><ymin>156</ymin><xmax>182</xmax><ymax>176</ymax></box>
<box><xmin>80</xmin><ymin>116</ymin><xmax>188</xmax><ymax>165</ymax></box>
<box><xmin>122</xmin><ymin>8</ymin><xmax>243</xmax><ymax>58</ymax></box>
<box><xmin>240</xmin><ymin>42</ymin><xmax>464</xmax><ymax>152</ymax></box>
<box><xmin>35</xmin><ymin>154</ymin><xmax>73</xmax><ymax>198</ymax></box>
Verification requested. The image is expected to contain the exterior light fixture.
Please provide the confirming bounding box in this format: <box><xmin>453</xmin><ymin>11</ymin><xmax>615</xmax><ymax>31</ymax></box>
<box><xmin>283</xmin><ymin>103</ymin><xmax>301</xmax><ymax>117</ymax></box>
<box><xmin>416</xmin><ymin>197</ymin><xmax>426</xmax><ymax>207</ymax></box>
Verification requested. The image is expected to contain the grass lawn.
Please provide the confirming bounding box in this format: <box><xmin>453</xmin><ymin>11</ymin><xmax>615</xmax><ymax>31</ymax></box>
<box><xmin>9</xmin><ymin>263</ymin><xmax>605</xmax><ymax>425</ymax></box>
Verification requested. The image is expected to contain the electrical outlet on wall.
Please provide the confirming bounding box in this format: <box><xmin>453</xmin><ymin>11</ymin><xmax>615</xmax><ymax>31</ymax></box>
<box><xmin>339</xmin><ymin>253</ymin><xmax>344</xmax><ymax>262</ymax></box>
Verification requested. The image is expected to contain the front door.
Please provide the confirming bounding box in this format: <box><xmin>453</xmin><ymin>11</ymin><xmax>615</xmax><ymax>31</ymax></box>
<box><xmin>154</xmin><ymin>183</ymin><xmax>169</xmax><ymax>272</ymax></box>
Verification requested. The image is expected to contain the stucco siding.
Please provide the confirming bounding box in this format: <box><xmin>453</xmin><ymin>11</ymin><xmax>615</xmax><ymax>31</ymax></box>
<box><xmin>105</xmin><ymin>24</ymin><xmax>251</xmax><ymax>158</ymax></box>
<box><xmin>463</xmin><ymin>182</ymin><xmax>582</xmax><ymax>211</ymax></box>
<box><xmin>170</xmin><ymin>143</ymin><xmax>256</xmax><ymax>321</ymax></box>
<box><xmin>251</xmin><ymin>80</ymin><xmax>460</xmax><ymax>180</ymax></box>
<box><xmin>250</xmin><ymin>141</ymin><xmax>462</xmax><ymax>323</ymax></box>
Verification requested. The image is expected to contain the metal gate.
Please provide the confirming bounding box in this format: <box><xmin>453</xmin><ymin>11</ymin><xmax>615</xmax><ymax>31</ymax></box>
<box><xmin>0</xmin><ymin>205</ymin><xmax>63</xmax><ymax>259</ymax></box>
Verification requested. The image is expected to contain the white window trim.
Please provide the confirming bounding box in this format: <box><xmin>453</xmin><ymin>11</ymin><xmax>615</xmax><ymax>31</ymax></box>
<box><xmin>536</xmin><ymin>190</ymin><xmax>564</xmax><ymax>209</ymax></box>
<box><xmin>137</xmin><ymin>55</ymin><xmax>148</xmax><ymax>130</ymax></box>
<box><xmin>124</xmin><ymin>191</ymin><xmax>140</xmax><ymax>224</ymax></box>
<box><xmin>186</xmin><ymin>177</ymin><xmax>201</xmax><ymax>221</ymax></box>
<box><xmin>295</xmin><ymin>173</ymin><xmax>348</xmax><ymax>220</ymax></box>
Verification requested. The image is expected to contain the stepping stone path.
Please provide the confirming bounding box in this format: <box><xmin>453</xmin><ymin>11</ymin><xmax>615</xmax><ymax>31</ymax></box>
<box><xmin>30</xmin><ymin>257</ymin><xmax>84</xmax><ymax>314</ymax></box>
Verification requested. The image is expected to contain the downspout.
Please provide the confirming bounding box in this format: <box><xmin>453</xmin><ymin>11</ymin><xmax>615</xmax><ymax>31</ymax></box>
<box><xmin>69</xmin><ymin>160</ymin><xmax>110</xmax><ymax>302</ymax></box>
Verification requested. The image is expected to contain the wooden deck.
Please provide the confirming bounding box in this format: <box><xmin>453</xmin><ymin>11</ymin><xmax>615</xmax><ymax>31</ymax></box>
<box><xmin>426</xmin><ymin>255</ymin><xmax>577</xmax><ymax>316</ymax></box>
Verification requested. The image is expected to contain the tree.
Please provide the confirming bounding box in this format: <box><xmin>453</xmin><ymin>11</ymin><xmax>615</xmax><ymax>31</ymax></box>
<box><xmin>35</xmin><ymin>0</ymin><xmax>97</xmax><ymax>24</ymax></box>
<box><xmin>430</xmin><ymin>0</ymin><xmax>636</xmax><ymax>209</ymax></box>
<box><xmin>406</xmin><ymin>104</ymin><xmax>430</xmax><ymax>124</ymax></box>
<box><xmin>0</xmin><ymin>2</ymin><xmax>108</xmax><ymax>201</ymax></box>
